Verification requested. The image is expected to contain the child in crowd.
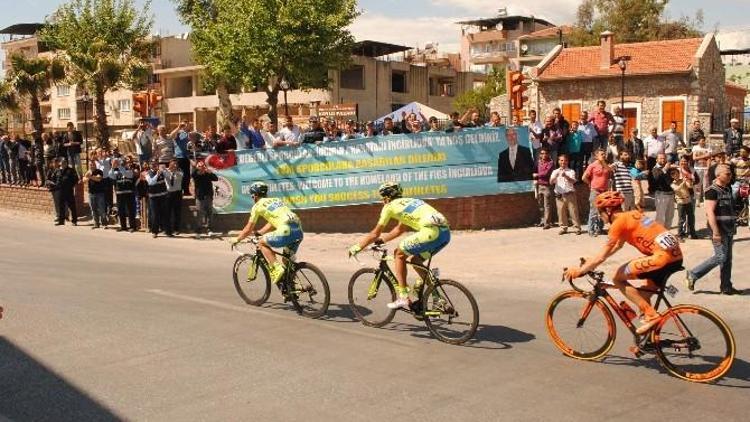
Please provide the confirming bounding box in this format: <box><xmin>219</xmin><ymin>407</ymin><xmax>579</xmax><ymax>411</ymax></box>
<box><xmin>670</xmin><ymin>167</ymin><xmax>697</xmax><ymax>240</ymax></box>
<box><xmin>630</xmin><ymin>159</ymin><xmax>649</xmax><ymax>211</ymax></box>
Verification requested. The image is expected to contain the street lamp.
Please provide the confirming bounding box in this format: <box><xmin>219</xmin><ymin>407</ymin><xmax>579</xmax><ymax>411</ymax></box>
<box><xmin>280</xmin><ymin>77</ymin><xmax>290</xmax><ymax>117</ymax></box>
<box><xmin>82</xmin><ymin>90</ymin><xmax>91</xmax><ymax>159</ymax></box>
<box><xmin>618</xmin><ymin>57</ymin><xmax>627</xmax><ymax>111</ymax></box>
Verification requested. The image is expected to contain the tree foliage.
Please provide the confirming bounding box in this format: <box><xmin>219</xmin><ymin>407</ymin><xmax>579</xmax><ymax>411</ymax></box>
<box><xmin>569</xmin><ymin>0</ymin><xmax>703</xmax><ymax>47</ymax></box>
<box><xmin>6</xmin><ymin>55</ymin><xmax>66</xmax><ymax>135</ymax></box>
<box><xmin>40</xmin><ymin>0</ymin><xmax>153</xmax><ymax>146</ymax></box>
<box><xmin>174</xmin><ymin>0</ymin><xmax>359</xmax><ymax>125</ymax></box>
<box><xmin>0</xmin><ymin>79</ymin><xmax>20</xmax><ymax>113</ymax></box>
<box><xmin>453</xmin><ymin>68</ymin><xmax>506</xmax><ymax>119</ymax></box>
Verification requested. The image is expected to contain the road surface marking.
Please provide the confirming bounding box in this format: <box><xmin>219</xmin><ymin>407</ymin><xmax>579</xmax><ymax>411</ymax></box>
<box><xmin>146</xmin><ymin>289</ymin><xmax>417</xmax><ymax>348</ymax></box>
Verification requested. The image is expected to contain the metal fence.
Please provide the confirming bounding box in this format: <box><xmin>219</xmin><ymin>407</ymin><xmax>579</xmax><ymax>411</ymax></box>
<box><xmin>710</xmin><ymin>111</ymin><xmax>750</xmax><ymax>133</ymax></box>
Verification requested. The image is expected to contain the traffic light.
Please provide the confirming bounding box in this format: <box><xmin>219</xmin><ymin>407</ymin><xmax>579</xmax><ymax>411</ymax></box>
<box><xmin>148</xmin><ymin>92</ymin><xmax>162</xmax><ymax>111</ymax></box>
<box><xmin>132</xmin><ymin>92</ymin><xmax>148</xmax><ymax>116</ymax></box>
<box><xmin>508</xmin><ymin>71</ymin><xmax>528</xmax><ymax>111</ymax></box>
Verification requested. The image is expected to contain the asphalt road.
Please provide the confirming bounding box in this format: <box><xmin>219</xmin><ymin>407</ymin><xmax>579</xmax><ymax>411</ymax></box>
<box><xmin>1</xmin><ymin>213</ymin><xmax>749</xmax><ymax>421</ymax></box>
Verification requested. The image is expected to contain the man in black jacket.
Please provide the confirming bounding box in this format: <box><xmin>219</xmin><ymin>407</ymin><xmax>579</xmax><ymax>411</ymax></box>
<box><xmin>192</xmin><ymin>160</ymin><xmax>219</xmax><ymax>238</ymax></box>
<box><xmin>497</xmin><ymin>127</ymin><xmax>534</xmax><ymax>182</ymax></box>
<box><xmin>47</xmin><ymin>158</ymin><xmax>79</xmax><ymax>225</ymax></box>
<box><xmin>724</xmin><ymin>118</ymin><xmax>744</xmax><ymax>157</ymax></box>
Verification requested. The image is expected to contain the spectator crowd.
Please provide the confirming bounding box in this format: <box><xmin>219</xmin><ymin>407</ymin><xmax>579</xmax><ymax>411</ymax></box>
<box><xmin>1</xmin><ymin>104</ymin><xmax>747</xmax><ymax>294</ymax></box>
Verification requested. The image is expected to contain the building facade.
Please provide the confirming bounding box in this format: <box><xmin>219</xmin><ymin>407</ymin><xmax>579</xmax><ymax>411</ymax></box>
<box><xmin>1</xmin><ymin>24</ymin><xmax>189</xmax><ymax>138</ymax></box>
<box><xmin>156</xmin><ymin>40</ymin><xmax>484</xmax><ymax>129</ymax></box>
<box><xmin>530</xmin><ymin>32</ymin><xmax>742</xmax><ymax>136</ymax></box>
<box><xmin>456</xmin><ymin>14</ymin><xmax>565</xmax><ymax>73</ymax></box>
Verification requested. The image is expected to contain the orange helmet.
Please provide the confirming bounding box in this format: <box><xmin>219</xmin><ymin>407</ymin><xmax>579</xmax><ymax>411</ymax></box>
<box><xmin>595</xmin><ymin>191</ymin><xmax>625</xmax><ymax>210</ymax></box>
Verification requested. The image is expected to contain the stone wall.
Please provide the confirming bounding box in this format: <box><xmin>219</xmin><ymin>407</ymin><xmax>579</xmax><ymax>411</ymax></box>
<box><xmin>535</xmin><ymin>74</ymin><xmax>697</xmax><ymax>133</ymax></box>
<box><xmin>0</xmin><ymin>184</ymin><xmax>85</xmax><ymax>216</ymax></box>
<box><xmin>204</xmin><ymin>193</ymin><xmax>541</xmax><ymax>234</ymax></box>
<box><xmin>695</xmin><ymin>38</ymin><xmax>727</xmax><ymax>121</ymax></box>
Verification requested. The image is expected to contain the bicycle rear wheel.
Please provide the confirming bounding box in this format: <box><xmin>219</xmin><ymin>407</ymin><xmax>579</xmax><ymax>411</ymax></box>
<box><xmin>348</xmin><ymin>268</ymin><xmax>396</xmax><ymax>328</ymax></box>
<box><xmin>545</xmin><ymin>290</ymin><xmax>616</xmax><ymax>360</ymax></box>
<box><xmin>233</xmin><ymin>254</ymin><xmax>271</xmax><ymax>306</ymax></box>
<box><xmin>288</xmin><ymin>262</ymin><xmax>330</xmax><ymax>319</ymax></box>
<box><xmin>652</xmin><ymin>305</ymin><xmax>735</xmax><ymax>383</ymax></box>
<box><xmin>422</xmin><ymin>279</ymin><xmax>479</xmax><ymax>345</ymax></box>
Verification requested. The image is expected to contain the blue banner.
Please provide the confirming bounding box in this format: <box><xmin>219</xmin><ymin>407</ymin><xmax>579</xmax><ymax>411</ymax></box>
<box><xmin>206</xmin><ymin>127</ymin><xmax>533</xmax><ymax>213</ymax></box>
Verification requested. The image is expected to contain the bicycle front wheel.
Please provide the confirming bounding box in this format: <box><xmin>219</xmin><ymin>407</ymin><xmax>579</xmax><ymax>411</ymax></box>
<box><xmin>545</xmin><ymin>290</ymin><xmax>616</xmax><ymax>360</ymax></box>
<box><xmin>422</xmin><ymin>279</ymin><xmax>479</xmax><ymax>345</ymax></box>
<box><xmin>288</xmin><ymin>262</ymin><xmax>330</xmax><ymax>319</ymax></box>
<box><xmin>233</xmin><ymin>254</ymin><xmax>271</xmax><ymax>306</ymax></box>
<box><xmin>652</xmin><ymin>305</ymin><xmax>735</xmax><ymax>383</ymax></box>
<box><xmin>348</xmin><ymin>268</ymin><xmax>396</xmax><ymax>328</ymax></box>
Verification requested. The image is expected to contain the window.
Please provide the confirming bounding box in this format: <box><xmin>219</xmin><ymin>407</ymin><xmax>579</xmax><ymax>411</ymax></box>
<box><xmin>661</xmin><ymin>100</ymin><xmax>685</xmax><ymax>133</ymax></box>
<box><xmin>118</xmin><ymin>99</ymin><xmax>132</xmax><ymax>112</ymax></box>
<box><xmin>56</xmin><ymin>85</ymin><xmax>70</xmax><ymax>97</ymax></box>
<box><xmin>430</xmin><ymin>78</ymin><xmax>456</xmax><ymax>97</ymax></box>
<box><xmin>57</xmin><ymin>108</ymin><xmax>71</xmax><ymax>120</ymax></box>
<box><xmin>391</xmin><ymin>71</ymin><xmax>407</xmax><ymax>93</ymax></box>
<box><xmin>560</xmin><ymin>102</ymin><xmax>581</xmax><ymax>124</ymax></box>
<box><xmin>340</xmin><ymin>65</ymin><xmax>365</xmax><ymax>90</ymax></box>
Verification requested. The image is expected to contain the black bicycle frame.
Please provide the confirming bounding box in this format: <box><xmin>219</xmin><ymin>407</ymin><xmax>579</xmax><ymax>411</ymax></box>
<box><xmin>581</xmin><ymin>279</ymin><xmax>695</xmax><ymax>345</ymax></box>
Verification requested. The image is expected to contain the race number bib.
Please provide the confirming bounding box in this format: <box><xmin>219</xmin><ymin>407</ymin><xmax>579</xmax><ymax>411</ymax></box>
<box><xmin>655</xmin><ymin>232</ymin><xmax>679</xmax><ymax>250</ymax></box>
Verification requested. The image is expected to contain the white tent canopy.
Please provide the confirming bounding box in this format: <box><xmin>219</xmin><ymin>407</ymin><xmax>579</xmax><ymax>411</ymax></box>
<box><xmin>374</xmin><ymin>102</ymin><xmax>449</xmax><ymax>123</ymax></box>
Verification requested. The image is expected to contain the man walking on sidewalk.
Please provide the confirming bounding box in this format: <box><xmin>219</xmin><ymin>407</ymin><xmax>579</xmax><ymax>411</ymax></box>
<box><xmin>686</xmin><ymin>164</ymin><xmax>742</xmax><ymax>295</ymax></box>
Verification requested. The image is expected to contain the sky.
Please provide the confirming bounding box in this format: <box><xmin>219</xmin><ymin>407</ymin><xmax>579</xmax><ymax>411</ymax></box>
<box><xmin>0</xmin><ymin>0</ymin><xmax>748</xmax><ymax>58</ymax></box>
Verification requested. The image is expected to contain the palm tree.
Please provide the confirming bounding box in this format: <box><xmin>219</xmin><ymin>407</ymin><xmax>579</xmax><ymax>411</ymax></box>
<box><xmin>6</xmin><ymin>54</ymin><xmax>65</xmax><ymax>135</ymax></box>
<box><xmin>0</xmin><ymin>80</ymin><xmax>19</xmax><ymax>133</ymax></box>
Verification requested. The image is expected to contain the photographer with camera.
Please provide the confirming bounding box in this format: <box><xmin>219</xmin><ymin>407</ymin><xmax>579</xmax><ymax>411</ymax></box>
<box><xmin>110</xmin><ymin>158</ymin><xmax>137</xmax><ymax>232</ymax></box>
<box><xmin>47</xmin><ymin>158</ymin><xmax>79</xmax><ymax>226</ymax></box>
<box><xmin>164</xmin><ymin>159</ymin><xmax>184</xmax><ymax>235</ymax></box>
<box><xmin>145</xmin><ymin>160</ymin><xmax>171</xmax><ymax>238</ymax></box>
<box><xmin>133</xmin><ymin>121</ymin><xmax>154</xmax><ymax>164</ymax></box>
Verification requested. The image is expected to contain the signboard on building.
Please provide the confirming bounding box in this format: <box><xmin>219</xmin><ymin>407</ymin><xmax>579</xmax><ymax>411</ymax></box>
<box><xmin>207</xmin><ymin>127</ymin><xmax>533</xmax><ymax>213</ymax></box>
<box><xmin>317</xmin><ymin>103</ymin><xmax>358</xmax><ymax>121</ymax></box>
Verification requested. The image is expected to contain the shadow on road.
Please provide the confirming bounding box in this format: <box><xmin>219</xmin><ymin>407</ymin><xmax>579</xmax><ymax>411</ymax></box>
<box><xmin>321</xmin><ymin>303</ymin><xmax>359</xmax><ymax>323</ymax></box>
<box><xmin>693</xmin><ymin>289</ymin><xmax>750</xmax><ymax>296</ymax></box>
<box><xmin>381</xmin><ymin>322</ymin><xmax>535</xmax><ymax>349</ymax></box>
<box><xmin>599</xmin><ymin>354</ymin><xmax>750</xmax><ymax>388</ymax></box>
<box><xmin>0</xmin><ymin>337</ymin><xmax>121</xmax><ymax>421</ymax></box>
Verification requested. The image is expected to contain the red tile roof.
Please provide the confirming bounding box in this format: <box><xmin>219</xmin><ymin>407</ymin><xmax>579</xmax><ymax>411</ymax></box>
<box><xmin>538</xmin><ymin>37</ymin><xmax>704</xmax><ymax>81</ymax></box>
<box><xmin>725</xmin><ymin>80</ymin><xmax>748</xmax><ymax>94</ymax></box>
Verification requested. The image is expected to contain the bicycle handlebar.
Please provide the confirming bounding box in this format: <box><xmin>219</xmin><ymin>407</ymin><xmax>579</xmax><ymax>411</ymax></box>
<box><xmin>562</xmin><ymin>257</ymin><xmax>606</xmax><ymax>293</ymax></box>
<box><xmin>230</xmin><ymin>236</ymin><xmax>260</xmax><ymax>255</ymax></box>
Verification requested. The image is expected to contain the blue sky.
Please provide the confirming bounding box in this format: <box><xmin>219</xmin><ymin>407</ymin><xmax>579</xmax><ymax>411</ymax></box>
<box><xmin>1</xmin><ymin>0</ymin><xmax>748</xmax><ymax>52</ymax></box>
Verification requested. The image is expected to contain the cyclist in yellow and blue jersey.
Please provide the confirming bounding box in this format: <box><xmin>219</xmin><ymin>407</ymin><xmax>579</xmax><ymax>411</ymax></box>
<box><xmin>349</xmin><ymin>182</ymin><xmax>451</xmax><ymax>309</ymax></box>
<box><xmin>233</xmin><ymin>182</ymin><xmax>303</xmax><ymax>283</ymax></box>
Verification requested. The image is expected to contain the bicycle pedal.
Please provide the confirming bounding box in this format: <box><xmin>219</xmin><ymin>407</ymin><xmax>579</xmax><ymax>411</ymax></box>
<box><xmin>628</xmin><ymin>345</ymin><xmax>644</xmax><ymax>358</ymax></box>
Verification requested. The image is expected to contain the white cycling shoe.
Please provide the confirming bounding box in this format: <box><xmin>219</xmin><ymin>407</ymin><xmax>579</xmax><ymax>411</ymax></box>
<box><xmin>387</xmin><ymin>297</ymin><xmax>411</xmax><ymax>310</ymax></box>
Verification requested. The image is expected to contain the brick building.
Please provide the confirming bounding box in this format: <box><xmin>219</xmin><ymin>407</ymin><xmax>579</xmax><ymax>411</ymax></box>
<box><xmin>529</xmin><ymin>32</ymin><xmax>743</xmax><ymax>136</ymax></box>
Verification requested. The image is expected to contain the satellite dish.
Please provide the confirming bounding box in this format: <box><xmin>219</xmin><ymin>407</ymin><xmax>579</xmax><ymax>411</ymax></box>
<box><xmin>520</xmin><ymin>43</ymin><xmax>529</xmax><ymax>53</ymax></box>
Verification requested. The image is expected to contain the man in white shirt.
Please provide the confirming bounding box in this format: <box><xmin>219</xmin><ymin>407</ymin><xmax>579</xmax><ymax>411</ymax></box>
<box><xmin>132</xmin><ymin>122</ymin><xmax>154</xmax><ymax>163</ymax></box>
<box><xmin>261</xmin><ymin>120</ymin><xmax>280</xmax><ymax>148</ymax></box>
<box><xmin>662</xmin><ymin>121</ymin><xmax>685</xmax><ymax>163</ymax></box>
<box><xmin>526</xmin><ymin>109</ymin><xmax>544</xmax><ymax>160</ymax></box>
<box><xmin>642</xmin><ymin>126</ymin><xmax>665</xmax><ymax>170</ymax></box>
<box><xmin>691</xmin><ymin>135</ymin><xmax>711</xmax><ymax>204</ymax></box>
<box><xmin>277</xmin><ymin>115</ymin><xmax>301</xmax><ymax>147</ymax></box>
<box><xmin>578</xmin><ymin>111</ymin><xmax>597</xmax><ymax>166</ymax></box>
<box><xmin>550</xmin><ymin>154</ymin><xmax>581</xmax><ymax>235</ymax></box>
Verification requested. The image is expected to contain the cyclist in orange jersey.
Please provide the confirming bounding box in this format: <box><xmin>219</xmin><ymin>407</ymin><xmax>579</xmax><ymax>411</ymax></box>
<box><xmin>564</xmin><ymin>191</ymin><xmax>683</xmax><ymax>334</ymax></box>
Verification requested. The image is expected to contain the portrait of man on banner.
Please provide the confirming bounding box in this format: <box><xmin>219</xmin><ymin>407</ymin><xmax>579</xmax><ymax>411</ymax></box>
<box><xmin>497</xmin><ymin>127</ymin><xmax>534</xmax><ymax>182</ymax></box>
